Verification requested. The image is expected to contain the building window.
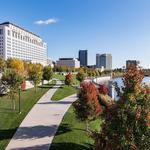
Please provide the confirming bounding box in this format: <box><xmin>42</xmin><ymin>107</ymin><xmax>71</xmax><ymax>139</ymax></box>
<box><xmin>0</xmin><ymin>29</ymin><xmax>3</xmax><ymax>35</ymax></box>
<box><xmin>7</xmin><ymin>30</ymin><xmax>10</xmax><ymax>36</ymax></box>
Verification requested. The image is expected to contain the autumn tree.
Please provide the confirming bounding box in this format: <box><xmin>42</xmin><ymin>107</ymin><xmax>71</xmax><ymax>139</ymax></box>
<box><xmin>1</xmin><ymin>69</ymin><xmax>23</xmax><ymax>110</ymax></box>
<box><xmin>0</xmin><ymin>57</ymin><xmax>6</xmax><ymax>72</ymax></box>
<box><xmin>28</xmin><ymin>63</ymin><xmax>43</xmax><ymax>92</ymax></box>
<box><xmin>76</xmin><ymin>69</ymin><xmax>86</xmax><ymax>83</ymax></box>
<box><xmin>65</xmin><ymin>73</ymin><xmax>72</xmax><ymax>86</ymax></box>
<box><xmin>95</xmin><ymin>66</ymin><xmax>150</xmax><ymax>150</ymax></box>
<box><xmin>7</xmin><ymin>58</ymin><xmax>25</xmax><ymax>75</ymax></box>
<box><xmin>43</xmin><ymin>66</ymin><xmax>53</xmax><ymax>83</ymax></box>
<box><xmin>74</xmin><ymin>66</ymin><xmax>150</xmax><ymax>150</ymax></box>
<box><xmin>73</xmin><ymin>82</ymin><xmax>103</xmax><ymax>122</ymax></box>
<box><xmin>98</xmin><ymin>84</ymin><xmax>109</xmax><ymax>95</ymax></box>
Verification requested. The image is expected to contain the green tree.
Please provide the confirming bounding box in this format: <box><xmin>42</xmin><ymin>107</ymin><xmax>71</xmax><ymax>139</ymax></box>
<box><xmin>1</xmin><ymin>69</ymin><xmax>23</xmax><ymax>110</ymax></box>
<box><xmin>28</xmin><ymin>63</ymin><xmax>43</xmax><ymax>92</ymax></box>
<box><xmin>0</xmin><ymin>57</ymin><xmax>6</xmax><ymax>72</ymax></box>
<box><xmin>43</xmin><ymin>66</ymin><xmax>53</xmax><ymax>83</ymax></box>
<box><xmin>76</xmin><ymin>69</ymin><xmax>85</xmax><ymax>83</ymax></box>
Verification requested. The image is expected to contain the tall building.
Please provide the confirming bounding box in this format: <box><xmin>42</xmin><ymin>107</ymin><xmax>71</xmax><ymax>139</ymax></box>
<box><xmin>56</xmin><ymin>58</ymin><xmax>80</xmax><ymax>68</ymax></box>
<box><xmin>78</xmin><ymin>50</ymin><xmax>88</xmax><ymax>67</ymax></box>
<box><xmin>0</xmin><ymin>22</ymin><xmax>47</xmax><ymax>65</ymax></box>
<box><xmin>126</xmin><ymin>60</ymin><xmax>140</xmax><ymax>68</ymax></box>
<box><xmin>96</xmin><ymin>53</ymin><xmax>112</xmax><ymax>70</ymax></box>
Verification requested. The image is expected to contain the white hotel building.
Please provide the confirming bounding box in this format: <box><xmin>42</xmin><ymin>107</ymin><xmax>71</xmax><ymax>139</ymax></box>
<box><xmin>56</xmin><ymin>58</ymin><xmax>80</xmax><ymax>68</ymax></box>
<box><xmin>0</xmin><ymin>22</ymin><xmax>47</xmax><ymax>65</ymax></box>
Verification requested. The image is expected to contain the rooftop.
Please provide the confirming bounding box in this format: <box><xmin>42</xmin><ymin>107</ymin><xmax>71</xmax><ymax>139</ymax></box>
<box><xmin>0</xmin><ymin>22</ymin><xmax>40</xmax><ymax>38</ymax></box>
<box><xmin>59</xmin><ymin>58</ymin><xmax>77</xmax><ymax>60</ymax></box>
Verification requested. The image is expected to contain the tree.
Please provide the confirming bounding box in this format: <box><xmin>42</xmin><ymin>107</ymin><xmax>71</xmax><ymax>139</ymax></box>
<box><xmin>7</xmin><ymin>58</ymin><xmax>25</xmax><ymax>75</ymax></box>
<box><xmin>74</xmin><ymin>66</ymin><xmax>150</xmax><ymax>150</ymax></box>
<box><xmin>43</xmin><ymin>66</ymin><xmax>53</xmax><ymax>83</ymax></box>
<box><xmin>28</xmin><ymin>63</ymin><xmax>43</xmax><ymax>92</ymax></box>
<box><xmin>98</xmin><ymin>84</ymin><xmax>109</xmax><ymax>95</ymax></box>
<box><xmin>96</xmin><ymin>66</ymin><xmax>150</xmax><ymax>150</ymax></box>
<box><xmin>73</xmin><ymin>82</ymin><xmax>103</xmax><ymax>121</ymax></box>
<box><xmin>76</xmin><ymin>69</ymin><xmax>85</xmax><ymax>83</ymax></box>
<box><xmin>65</xmin><ymin>73</ymin><xmax>72</xmax><ymax>86</ymax></box>
<box><xmin>0</xmin><ymin>57</ymin><xmax>6</xmax><ymax>72</ymax></box>
<box><xmin>1</xmin><ymin>69</ymin><xmax>23</xmax><ymax>110</ymax></box>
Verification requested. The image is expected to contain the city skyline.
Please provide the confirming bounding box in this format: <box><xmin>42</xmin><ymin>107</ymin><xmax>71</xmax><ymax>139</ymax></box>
<box><xmin>0</xmin><ymin>0</ymin><xmax>150</xmax><ymax>68</ymax></box>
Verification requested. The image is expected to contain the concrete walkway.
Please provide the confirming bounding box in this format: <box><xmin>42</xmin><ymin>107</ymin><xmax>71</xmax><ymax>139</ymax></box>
<box><xmin>6</xmin><ymin>80</ymin><xmax>77</xmax><ymax>150</ymax></box>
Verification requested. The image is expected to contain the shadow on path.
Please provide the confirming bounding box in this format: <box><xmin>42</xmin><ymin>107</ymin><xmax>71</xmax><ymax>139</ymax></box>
<box><xmin>12</xmin><ymin>125</ymin><xmax>58</xmax><ymax>140</ymax></box>
<box><xmin>0</xmin><ymin>125</ymin><xmax>60</xmax><ymax>141</ymax></box>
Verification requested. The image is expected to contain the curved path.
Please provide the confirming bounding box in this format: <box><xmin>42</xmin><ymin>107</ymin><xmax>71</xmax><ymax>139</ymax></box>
<box><xmin>6</xmin><ymin>80</ymin><xmax>77</xmax><ymax>150</ymax></box>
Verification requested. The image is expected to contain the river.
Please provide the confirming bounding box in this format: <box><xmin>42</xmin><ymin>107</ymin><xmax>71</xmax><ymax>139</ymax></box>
<box><xmin>113</xmin><ymin>77</ymin><xmax>150</xmax><ymax>99</ymax></box>
<box><xmin>113</xmin><ymin>77</ymin><xmax>150</xmax><ymax>87</ymax></box>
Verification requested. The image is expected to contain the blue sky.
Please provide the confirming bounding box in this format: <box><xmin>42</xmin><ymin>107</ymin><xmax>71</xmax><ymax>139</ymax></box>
<box><xmin>0</xmin><ymin>0</ymin><xmax>150</xmax><ymax>68</ymax></box>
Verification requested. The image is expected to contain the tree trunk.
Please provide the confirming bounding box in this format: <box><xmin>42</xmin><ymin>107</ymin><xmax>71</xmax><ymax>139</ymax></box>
<box><xmin>13</xmin><ymin>99</ymin><xmax>16</xmax><ymax>111</ymax></box>
<box><xmin>35</xmin><ymin>84</ymin><xmax>37</xmax><ymax>93</ymax></box>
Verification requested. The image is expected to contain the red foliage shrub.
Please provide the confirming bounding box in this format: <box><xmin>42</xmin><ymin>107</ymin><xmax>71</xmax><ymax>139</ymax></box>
<box><xmin>146</xmin><ymin>87</ymin><xmax>150</xmax><ymax>94</ymax></box>
<box><xmin>73</xmin><ymin>82</ymin><xmax>103</xmax><ymax>121</ymax></box>
<box><xmin>98</xmin><ymin>84</ymin><xmax>109</xmax><ymax>95</ymax></box>
<box><xmin>65</xmin><ymin>73</ymin><xmax>72</xmax><ymax>86</ymax></box>
<box><xmin>21</xmin><ymin>81</ymin><xmax>26</xmax><ymax>91</ymax></box>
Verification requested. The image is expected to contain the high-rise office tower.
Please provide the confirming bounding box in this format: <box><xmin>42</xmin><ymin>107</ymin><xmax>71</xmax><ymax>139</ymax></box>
<box><xmin>126</xmin><ymin>60</ymin><xmax>140</xmax><ymax>68</ymax></box>
<box><xmin>78</xmin><ymin>50</ymin><xmax>88</xmax><ymax>67</ymax></box>
<box><xmin>96</xmin><ymin>53</ymin><xmax>112</xmax><ymax>70</ymax></box>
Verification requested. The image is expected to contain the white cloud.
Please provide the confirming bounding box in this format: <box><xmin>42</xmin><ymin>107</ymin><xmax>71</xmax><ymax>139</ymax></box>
<box><xmin>35</xmin><ymin>18</ymin><xmax>58</xmax><ymax>25</ymax></box>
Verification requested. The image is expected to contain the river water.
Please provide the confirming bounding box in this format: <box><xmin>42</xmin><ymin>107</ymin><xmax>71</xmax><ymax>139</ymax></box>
<box><xmin>112</xmin><ymin>77</ymin><xmax>150</xmax><ymax>99</ymax></box>
<box><xmin>113</xmin><ymin>77</ymin><xmax>150</xmax><ymax>87</ymax></box>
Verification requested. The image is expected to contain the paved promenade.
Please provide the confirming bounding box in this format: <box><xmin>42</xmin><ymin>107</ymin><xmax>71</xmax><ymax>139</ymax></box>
<box><xmin>6</xmin><ymin>80</ymin><xmax>77</xmax><ymax>150</ymax></box>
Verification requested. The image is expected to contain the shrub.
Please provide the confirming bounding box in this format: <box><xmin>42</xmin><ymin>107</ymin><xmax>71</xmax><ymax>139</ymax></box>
<box><xmin>43</xmin><ymin>66</ymin><xmax>53</xmax><ymax>82</ymax></box>
<box><xmin>74</xmin><ymin>66</ymin><xmax>150</xmax><ymax>150</ymax></box>
<box><xmin>73</xmin><ymin>82</ymin><xmax>102</xmax><ymax>121</ymax></box>
<box><xmin>98</xmin><ymin>84</ymin><xmax>109</xmax><ymax>95</ymax></box>
<box><xmin>76</xmin><ymin>69</ymin><xmax>85</xmax><ymax>82</ymax></box>
<box><xmin>65</xmin><ymin>73</ymin><xmax>72</xmax><ymax>86</ymax></box>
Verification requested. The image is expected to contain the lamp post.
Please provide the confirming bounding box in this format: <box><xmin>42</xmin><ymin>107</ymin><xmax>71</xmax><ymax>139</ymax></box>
<box><xmin>18</xmin><ymin>86</ymin><xmax>21</xmax><ymax>114</ymax></box>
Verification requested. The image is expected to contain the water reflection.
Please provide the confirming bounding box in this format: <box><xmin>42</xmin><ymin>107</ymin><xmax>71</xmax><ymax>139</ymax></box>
<box><xmin>113</xmin><ymin>77</ymin><xmax>150</xmax><ymax>100</ymax></box>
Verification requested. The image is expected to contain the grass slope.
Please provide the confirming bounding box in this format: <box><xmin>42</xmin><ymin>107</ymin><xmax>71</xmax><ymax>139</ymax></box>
<box><xmin>50</xmin><ymin>106</ymin><xmax>101</xmax><ymax>150</ymax></box>
<box><xmin>52</xmin><ymin>73</ymin><xmax>79</xmax><ymax>101</ymax></box>
<box><xmin>51</xmin><ymin>85</ymin><xmax>78</xmax><ymax>101</ymax></box>
<box><xmin>53</xmin><ymin>73</ymin><xmax>80</xmax><ymax>85</ymax></box>
<box><xmin>0</xmin><ymin>83</ymin><xmax>53</xmax><ymax>150</ymax></box>
<box><xmin>53</xmin><ymin>73</ymin><xmax>65</xmax><ymax>81</ymax></box>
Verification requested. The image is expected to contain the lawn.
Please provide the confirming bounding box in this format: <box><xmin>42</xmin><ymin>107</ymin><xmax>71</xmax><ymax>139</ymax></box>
<box><xmin>53</xmin><ymin>73</ymin><xmax>80</xmax><ymax>85</ymax></box>
<box><xmin>52</xmin><ymin>73</ymin><xmax>79</xmax><ymax>101</ymax></box>
<box><xmin>51</xmin><ymin>85</ymin><xmax>78</xmax><ymax>101</ymax></box>
<box><xmin>50</xmin><ymin>106</ymin><xmax>101</xmax><ymax>150</ymax></box>
<box><xmin>53</xmin><ymin>73</ymin><xmax>65</xmax><ymax>81</ymax></box>
<box><xmin>0</xmin><ymin>82</ymin><xmax>53</xmax><ymax>150</ymax></box>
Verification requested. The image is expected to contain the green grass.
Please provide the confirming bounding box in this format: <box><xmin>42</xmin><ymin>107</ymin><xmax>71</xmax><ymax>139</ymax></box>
<box><xmin>50</xmin><ymin>106</ymin><xmax>101</xmax><ymax>150</ymax></box>
<box><xmin>53</xmin><ymin>73</ymin><xmax>65</xmax><ymax>81</ymax></box>
<box><xmin>40</xmin><ymin>80</ymin><xmax>56</xmax><ymax>88</ymax></box>
<box><xmin>53</xmin><ymin>73</ymin><xmax>80</xmax><ymax>85</ymax></box>
<box><xmin>51</xmin><ymin>73</ymin><xmax>79</xmax><ymax>101</ymax></box>
<box><xmin>0</xmin><ymin>82</ymin><xmax>54</xmax><ymax>150</ymax></box>
<box><xmin>51</xmin><ymin>85</ymin><xmax>78</xmax><ymax>101</ymax></box>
